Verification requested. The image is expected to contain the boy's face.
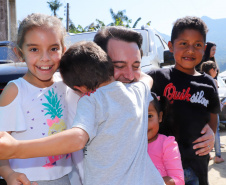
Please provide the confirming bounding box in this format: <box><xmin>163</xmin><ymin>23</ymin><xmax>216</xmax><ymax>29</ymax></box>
<box><xmin>168</xmin><ymin>29</ymin><xmax>206</xmax><ymax>75</ymax></box>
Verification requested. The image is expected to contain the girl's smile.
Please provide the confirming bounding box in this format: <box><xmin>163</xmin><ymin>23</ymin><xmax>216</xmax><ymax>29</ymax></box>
<box><xmin>22</xmin><ymin>27</ymin><xmax>65</xmax><ymax>88</ymax></box>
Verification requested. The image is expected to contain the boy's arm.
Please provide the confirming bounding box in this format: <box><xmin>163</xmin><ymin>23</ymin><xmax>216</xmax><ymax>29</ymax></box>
<box><xmin>193</xmin><ymin>113</ymin><xmax>217</xmax><ymax>156</ymax></box>
<box><xmin>139</xmin><ymin>72</ymin><xmax>153</xmax><ymax>89</ymax></box>
<box><xmin>0</xmin><ymin>128</ymin><xmax>88</xmax><ymax>159</ymax></box>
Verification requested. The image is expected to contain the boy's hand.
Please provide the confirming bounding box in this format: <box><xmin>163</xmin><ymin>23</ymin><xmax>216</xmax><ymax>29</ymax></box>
<box><xmin>192</xmin><ymin>124</ymin><xmax>214</xmax><ymax>156</ymax></box>
<box><xmin>139</xmin><ymin>72</ymin><xmax>153</xmax><ymax>89</ymax></box>
<box><xmin>6</xmin><ymin>171</ymin><xmax>38</xmax><ymax>185</ymax></box>
<box><xmin>0</xmin><ymin>132</ymin><xmax>18</xmax><ymax>159</ymax></box>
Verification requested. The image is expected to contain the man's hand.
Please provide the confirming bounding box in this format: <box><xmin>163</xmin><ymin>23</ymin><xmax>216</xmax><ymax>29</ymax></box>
<box><xmin>192</xmin><ymin>124</ymin><xmax>215</xmax><ymax>156</ymax></box>
<box><xmin>0</xmin><ymin>132</ymin><xmax>18</xmax><ymax>159</ymax></box>
<box><xmin>5</xmin><ymin>171</ymin><xmax>38</xmax><ymax>185</ymax></box>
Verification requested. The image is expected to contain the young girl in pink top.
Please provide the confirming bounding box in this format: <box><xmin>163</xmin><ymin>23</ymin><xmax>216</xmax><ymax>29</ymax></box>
<box><xmin>148</xmin><ymin>93</ymin><xmax>184</xmax><ymax>185</ymax></box>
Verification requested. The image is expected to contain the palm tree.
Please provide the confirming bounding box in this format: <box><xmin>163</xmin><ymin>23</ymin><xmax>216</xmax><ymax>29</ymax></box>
<box><xmin>109</xmin><ymin>8</ymin><xmax>141</xmax><ymax>28</ymax></box>
<box><xmin>132</xmin><ymin>17</ymin><xmax>141</xmax><ymax>28</ymax></box>
<box><xmin>109</xmin><ymin>9</ymin><xmax>130</xmax><ymax>27</ymax></box>
<box><xmin>47</xmin><ymin>0</ymin><xmax>62</xmax><ymax>17</ymax></box>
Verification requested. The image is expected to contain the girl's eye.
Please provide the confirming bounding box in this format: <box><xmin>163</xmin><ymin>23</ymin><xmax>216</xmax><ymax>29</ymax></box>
<box><xmin>51</xmin><ymin>47</ymin><xmax>59</xmax><ymax>52</ymax></box>
<box><xmin>148</xmin><ymin>114</ymin><xmax>153</xmax><ymax>118</ymax></box>
<box><xmin>30</xmin><ymin>48</ymin><xmax>38</xmax><ymax>52</ymax></box>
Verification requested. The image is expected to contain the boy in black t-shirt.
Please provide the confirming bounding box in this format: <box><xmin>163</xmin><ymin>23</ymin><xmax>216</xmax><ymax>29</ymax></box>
<box><xmin>148</xmin><ymin>16</ymin><xmax>221</xmax><ymax>185</ymax></box>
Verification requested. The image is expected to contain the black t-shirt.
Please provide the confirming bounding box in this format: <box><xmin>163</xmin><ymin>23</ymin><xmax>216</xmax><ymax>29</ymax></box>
<box><xmin>148</xmin><ymin>67</ymin><xmax>220</xmax><ymax>185</ymax></box>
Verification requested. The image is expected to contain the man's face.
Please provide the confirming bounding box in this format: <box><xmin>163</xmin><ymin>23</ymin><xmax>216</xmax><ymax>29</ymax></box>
<box><xmin>107</xmin><ymin>39</ymin><xmax>141</xmax><ymax>83</ymax></box>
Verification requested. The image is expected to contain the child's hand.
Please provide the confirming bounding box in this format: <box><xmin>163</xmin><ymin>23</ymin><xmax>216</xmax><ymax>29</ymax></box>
<box><xmin>5</xmin><ymin>171</ymin><xmax>38</xmax><ymax>185</ymax></box>
<box><xmin>139</xmin><ymin>72</ymin><xmax>153</xmax><ymax>89</ymax></box>
<box><xmin>0</xmin><ymin>132</ymin><xmax>18</xmax><ymax>159</ymax></box>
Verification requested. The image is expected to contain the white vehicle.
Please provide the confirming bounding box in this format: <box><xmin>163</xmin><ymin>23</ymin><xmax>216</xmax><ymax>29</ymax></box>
<box><xmin>65</xmin><ymin>25</ymin><xmax>174</xmax><ymax>73</ymax></box>
<box><xmin>0</xmin><ymin>26</ymin><xmax>174</xmax><ymax>93</ymax></box>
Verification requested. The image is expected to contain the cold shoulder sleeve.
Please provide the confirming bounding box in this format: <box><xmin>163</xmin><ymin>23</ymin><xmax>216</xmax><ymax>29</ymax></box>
<box><xmin>162</xmin><ymin>136</ymin><xmax>185</xmax><ymax>185</ymax></box>
<box><xmin>0</xmin><ymin>87</ymin><xmax>26</xmax><ymax>132</ymax></box>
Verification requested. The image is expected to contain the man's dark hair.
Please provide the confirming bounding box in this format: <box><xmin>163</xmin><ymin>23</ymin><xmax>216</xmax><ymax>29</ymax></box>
<box><xmin>94</xmin><ymin>26</ymin><xmax>143</xmax><ymax>56</ymax></box>
<box><xmin>200</xmin><ymin>60</ymin><xmax>217</xmax><ymax>75</ymax></box>
<box><xmin>59</xmin><ymin>41</ymin><xmax>114</xmax><ymax>91</ymax></box>
<box><xmin>171</xmin><ymin>16</ymin><xmax>208</xmax><ymax>44</ymax></box>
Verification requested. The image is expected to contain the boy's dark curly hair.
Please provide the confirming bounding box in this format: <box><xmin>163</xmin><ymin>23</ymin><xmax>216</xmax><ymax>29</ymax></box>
<box><xmin>59</xmin><ymin>41</ymin><xmax>114</xmax><ymax>91</ymax></box>
<box><xmin>171</xmin><ymin>16</ymin><xmax>208</xmax><ymax>44</ymax></box>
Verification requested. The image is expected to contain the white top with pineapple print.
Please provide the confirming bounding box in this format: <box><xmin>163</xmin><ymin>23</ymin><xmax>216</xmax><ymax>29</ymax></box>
<box><xmin>0</xmin><ymin>74</ymin><xmax>74</xmax><ymax>181</ymax></box>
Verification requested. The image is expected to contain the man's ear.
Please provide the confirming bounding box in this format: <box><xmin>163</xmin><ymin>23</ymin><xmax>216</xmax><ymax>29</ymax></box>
<box><xmin>13</xmin><ymin>47</ymin><xmax>24</xmax><ymax>62</ymax></box>
<box><xmin>159</xmin><ymin>111</ymin><xmax>163</xmax><ymax>123</ymax></box>
<box><xmin>168</xmin><ymin>41</ymin><xmax>173</xmax><ymax>53</ymax></box>
<box><xmin>63</xmin><ymin>46</ymin><xmax>66</xmax><ymax>53</ymax></box>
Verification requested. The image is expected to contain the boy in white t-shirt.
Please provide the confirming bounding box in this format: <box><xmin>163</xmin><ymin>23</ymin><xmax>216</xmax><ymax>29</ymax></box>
<box><xmin>0</xmin><ymin>41</ymin><xmax>165</xmax><ymax>185</ymax></box>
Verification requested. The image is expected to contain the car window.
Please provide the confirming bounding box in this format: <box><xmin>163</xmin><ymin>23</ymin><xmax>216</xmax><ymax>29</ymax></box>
<box><xmin>0</xmin><ymin>47</ymin><xmax>20</xmax><ymax>63</ymax></box>
<box><xmin>136</xmin><ymin>30</ymin><xmax>148</xmax><ymax>56</ymax></box>
<box><xmin>218</xmin><ymin>76</ymin><xmax>226</xmax><ymax>87</ymax></box>
<box><xmin>154</xmin><ymin>34</ymin><xmax>165</xmax><ymax>63</ymax></box>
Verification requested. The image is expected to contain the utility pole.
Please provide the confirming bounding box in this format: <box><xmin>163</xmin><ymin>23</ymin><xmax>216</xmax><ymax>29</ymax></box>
<box><xmin>0</xmin><ymin>0</ymin><xmax>17</xmax><ymax>41</ymax></box>
<box><xmin>66</xmin><ymin>3</ymin><xmax>69</xmax><ymax>32</ymax></box>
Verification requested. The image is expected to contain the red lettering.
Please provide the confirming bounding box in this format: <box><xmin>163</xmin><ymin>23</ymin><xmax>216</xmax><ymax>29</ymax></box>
<box><xmin>163</xmin><ymin>83</ymin><xmax>191</xmax><ymax>102</ymax></box>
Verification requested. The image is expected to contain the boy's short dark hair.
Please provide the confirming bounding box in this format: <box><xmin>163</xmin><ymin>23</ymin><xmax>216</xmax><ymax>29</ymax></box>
<box><xmin>59</xmin><ymin>41</ymin><xmax>114</xmax><ymax>91</ymax></box>
<box><xmin>200</xmin><ymin>60</ymin><xmax>217</xmax><ymax>75</ymax></box>
<box><xmin>94</xmin><ymin>26</ymin><xmax>143</xmax><ymax>56</ymax></box>
<box><xmin>171</xmin><ymin>16</ymin><xmax>208</xmax><ymax>44</ymax></box>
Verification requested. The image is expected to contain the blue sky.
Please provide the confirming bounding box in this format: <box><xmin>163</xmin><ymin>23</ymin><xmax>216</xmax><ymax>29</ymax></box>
<box><xmin>16</xmin><ymin>0</ymin><xmax>226</xmax><ymax>35</ymax></box>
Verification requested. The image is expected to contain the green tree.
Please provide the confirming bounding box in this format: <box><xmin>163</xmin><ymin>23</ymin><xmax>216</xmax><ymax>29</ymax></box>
<box><xmin>47</xmin><ymin>0</ymin><xmax>62</xmax><ymax>17</ymax></box>
<box><xmin>68</xmin><ymin>9</ymin><xmax>142</xmax><ymax>34</ymax></box>
<box><xmin>109</xmin><ymin>8</ymin><xmax>141</xmax><ymax>28</ymax></box>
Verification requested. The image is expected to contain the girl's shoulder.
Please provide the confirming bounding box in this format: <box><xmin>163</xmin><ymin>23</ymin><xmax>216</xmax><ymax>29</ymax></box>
<box><xmin>0</xmin><ymin>78</ymin><xmax>22</xmax><ymax>106</ymax></box>
<box><xmin>158</xmin><ymin>134</ymin><xmax>178</xmax><ymax>148</ymax></box>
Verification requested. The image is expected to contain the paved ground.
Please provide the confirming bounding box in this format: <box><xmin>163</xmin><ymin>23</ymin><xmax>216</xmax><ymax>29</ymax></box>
<box><xmin>208</xmin><ymin>127</ymin><xmax>226</xmax><ymax>185</ymax></box>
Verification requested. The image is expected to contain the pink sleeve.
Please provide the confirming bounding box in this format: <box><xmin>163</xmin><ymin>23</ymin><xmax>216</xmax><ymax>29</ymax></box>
<box><xmin>162</xmin><ymin>136</ymin><xmax>185</xmax><ymax>185</ymax></box>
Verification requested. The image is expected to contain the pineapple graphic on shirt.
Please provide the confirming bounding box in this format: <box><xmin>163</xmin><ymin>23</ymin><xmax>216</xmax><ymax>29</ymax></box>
<box><xmin>42</xmin><ymin>88</ymin><xmax>69</xmax><ymax>168</ymax></box>
<box><xmin>42</xmin><ymin>88</ymin><xmax>66</xmax><ymax>135</ymax></box>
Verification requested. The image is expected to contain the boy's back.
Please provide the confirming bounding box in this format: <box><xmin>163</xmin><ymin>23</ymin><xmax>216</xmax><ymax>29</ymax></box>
<box><xmin>73</xmin><ymin>80</ymin><xmax>164</xmax><ymax>185</ymax></box>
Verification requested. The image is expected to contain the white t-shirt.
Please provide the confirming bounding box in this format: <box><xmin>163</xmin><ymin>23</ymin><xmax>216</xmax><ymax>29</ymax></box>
<box><xmin>0</xmin><ymin>74</ymin><xmax>80</xmax><ymax>181</ymax></box>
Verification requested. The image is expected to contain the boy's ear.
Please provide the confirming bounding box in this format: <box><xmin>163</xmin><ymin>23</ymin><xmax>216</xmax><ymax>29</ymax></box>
<box><xmin>73</xmin><ymin>86</ymin><xmax>88</xmax><ymax>93</ymax></box>
<box><xmin>168</xmin><ymin>41</ymin><xmax>173</xmax><ymax>53</ymax></box>
<box><xmin>159</xmin><ymin>111</ymin><xmax>163</xmax><ymax>123</ymax></box>
<box><xmin>204</xmin><ymin>44</ymin><xmax>207</xmax><ymax>51</ymax></box>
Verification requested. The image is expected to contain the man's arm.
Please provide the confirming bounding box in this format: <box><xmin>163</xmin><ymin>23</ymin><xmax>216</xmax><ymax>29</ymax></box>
<box><xmin>0</xmin><ymin>128</ymin><xmax>88</xmax><ymax>160</ymax></box>
<box><xmin>193</xmin><ymin>113</ymin><xmax>217</xmax><ymax>156</ymax></box>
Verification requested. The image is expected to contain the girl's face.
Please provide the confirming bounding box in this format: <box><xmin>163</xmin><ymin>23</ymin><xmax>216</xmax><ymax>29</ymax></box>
<box><xmin>209</xmin><ymin>67</ymin><xmax>218</xmax><ymax>78</ymax></box>
<box><xmin>22</xmin><ymin>27</ymin><xmax>65</xmax><ymax>88</ymax></box>
<box><xmin>210</xmin><ymin>46</ymin><xmax>216</xmax><ymax>58</ymax></box>
<box><xmin>147</xmin><ymin>101</ymin><xmax>163</xmax><ymax>143</ymax></box>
